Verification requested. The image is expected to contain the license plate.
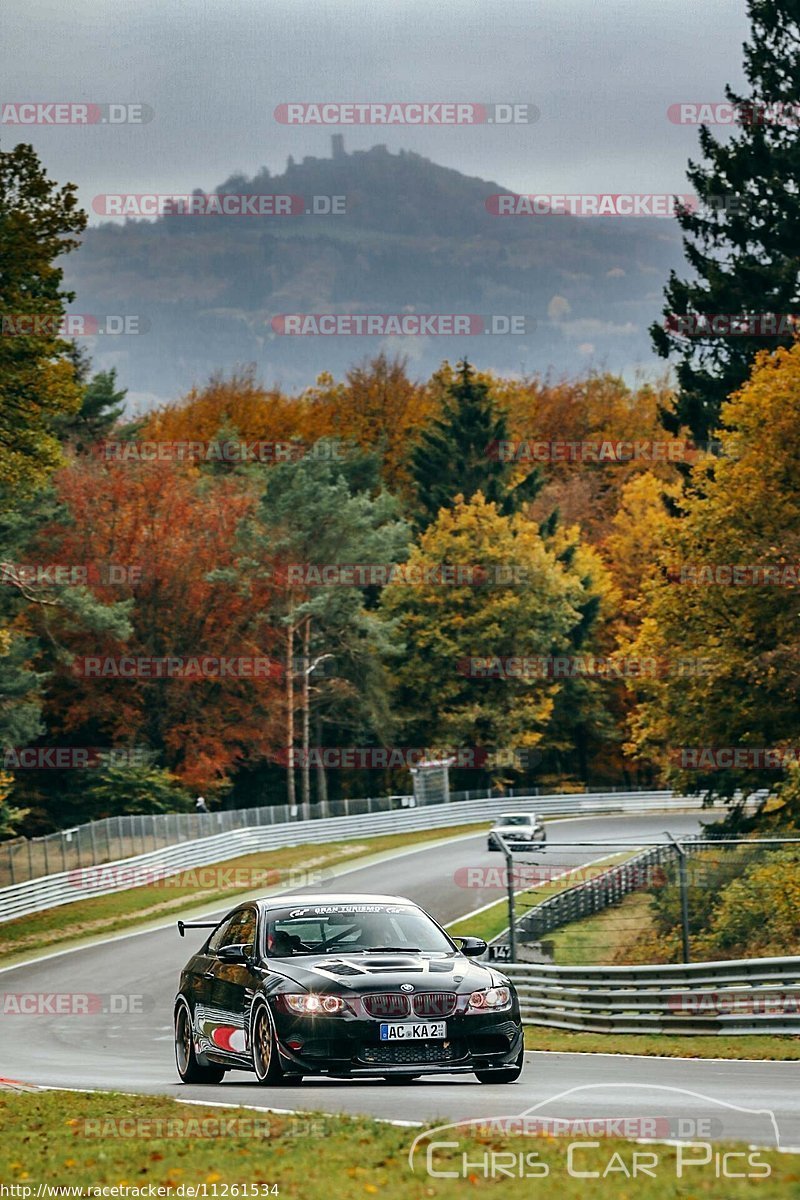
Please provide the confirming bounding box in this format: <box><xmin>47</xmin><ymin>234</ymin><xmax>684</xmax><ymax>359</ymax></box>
<box><xmin>379</xmin><ymin>1021</ymin><xmax>446</xmax><ymax>1040</ymax></box>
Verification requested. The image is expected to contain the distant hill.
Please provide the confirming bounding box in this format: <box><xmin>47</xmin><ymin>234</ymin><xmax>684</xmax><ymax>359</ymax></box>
<box><xmin>65</xmin><ymin>138</ymin><xmax>684</xmax><ymax>403</ymax></box>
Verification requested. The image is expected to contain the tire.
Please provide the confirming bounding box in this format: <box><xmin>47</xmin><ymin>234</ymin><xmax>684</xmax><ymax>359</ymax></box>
<box><xmin>251</xmin><ymin>1000</ymin><xmax>300</xmax><ymax>1085</ymax></box>
<box><xmin>474</xmin><ymin>1046</ymin><xmax>524</xmax><ymax>1084</ymax></box>
<box><xmin>383</xmin><ymin>1074</ymin><xmax>421</xmax><ymax>1084</ymax></box>
<box><xmin>174</xmin><ymin>999</ymin><xmax>226</xmax><ymax>1084</ymax></box>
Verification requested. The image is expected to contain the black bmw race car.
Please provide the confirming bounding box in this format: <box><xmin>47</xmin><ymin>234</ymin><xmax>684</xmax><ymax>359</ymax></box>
<box><xmin>174</xmin><ymin>893</ymin><xmax>524</xmax><ymax>1085</ymax></box>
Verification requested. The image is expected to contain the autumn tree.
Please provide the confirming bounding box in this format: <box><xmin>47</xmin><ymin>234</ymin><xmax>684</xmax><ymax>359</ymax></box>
<box><xmin>536</xmin><ymin>522</ymin><xmax>622</xmax><ymax>785</ymax></box>
<box><xmin>19</xmin><ymin>459</ymin><xmax>283</xmax><ymax>827</ymax></box>
<box><xmin>76</xmin><ymin>752</ymin><xmax>193</xmax><ymax>819</ymax></box>
<box><xmin>380</xmin><ymin>492</ymin><xmax>585</xmax><ymax>786</ymax></box>
<box><xmin>492</xmin><ymin>372</ymin><xmax>688</xmax><ymax>541</ymax></box>
<box><xmin>299</xmin><ymin>354</ymin><xmax>433</xmax><ymax>494</ymax></box>
<box><xmin>0</xmin><ymin>627</ymin><xmax>31</xmax><ymax>835</ymax></box>
<box><xmin>626</xmin><ymin>343</ymin><xmax>800</xmax><ymax>810</ymax></box>
<box><xmin>0</xmin><ymin>143</ymin><xmax>86</xmax><ymax>503</ymax></box>
<box><xmin>244</xmin><ymin>445</ymin><xmax>409</xmax><ymax>812</ymax></box>
<box><xmin>141</xmin><ymin>368</ymin><xmax>306</xmax><ymax>452</ymax></box>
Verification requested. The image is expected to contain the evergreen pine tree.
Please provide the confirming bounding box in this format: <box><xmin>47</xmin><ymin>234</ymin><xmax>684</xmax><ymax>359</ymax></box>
<box><xmin>409</xmin><ymin>360</ymin><xmax>541</xmax><ymax>530</ymax></box>
<box><xmin>651</xmin><ymin>0</ymin><xmax>800</xmax><ymax>444</ymax></box>
<box><xmin>54</xmin><ymin>356</ymin><xmax>128</xmax><ymax>452</ymax></box>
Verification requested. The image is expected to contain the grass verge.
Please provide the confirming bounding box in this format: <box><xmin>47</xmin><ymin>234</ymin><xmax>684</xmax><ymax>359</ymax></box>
<box><xmin>544</xmin><ymin>889</ymin><xmax>655</xmax><ymax>965</ymax></box>
<box><xmin>524</xmin><ymin>1026</ymin><xmax>800</xmax><ymax>1059</ymax></box>
<box><xmin>0</xmin><ymin>1088</ymin><xmax>795</xmax><ymax>1196</ymax></box>
<box><xmin>0</xmin><ymin>823</ymin><xmax>486</xmax><ymax>963</ymax></box>
<box><xmin>445</xmin><ymin>851</ymin><xmax>633</xmax><ymax>943</ymax></box>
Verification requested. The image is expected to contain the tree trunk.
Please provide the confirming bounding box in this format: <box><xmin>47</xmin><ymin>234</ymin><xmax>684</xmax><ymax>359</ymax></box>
<box><xmin>285</xmin><ymin>624</ymin><xmax>296</xmax><ymax>813</ymax></box>
<box><xmin>301</xmin><ymin>616</ymin><xmax>311</xmax><ymax>818</ymax></box>
<box><xmin>315</xmin><ymin>712</ymin><xmax>328</xmax><ymax>816</ymax></box>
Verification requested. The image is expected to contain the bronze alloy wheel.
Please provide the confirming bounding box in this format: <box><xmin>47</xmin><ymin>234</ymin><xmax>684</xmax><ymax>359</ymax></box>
<box><xmin>174</xmin><ymin>999</ymin><xmax>225</xmax><ymax>1084</ymax></box>
<box><xmin>175</xmin><ymin>1002</ymin><xmax>192</xmax><ymax>1075</ymax></box>
<box><xmin>253</xmin><ymin>1004</ymin><xmax>273</xmax><ymax>1078</ymax></box>
<box><xmin>251</xmin><ymin>1002</ymin><xmax>304</xmax><ymax>1085</ymax></box>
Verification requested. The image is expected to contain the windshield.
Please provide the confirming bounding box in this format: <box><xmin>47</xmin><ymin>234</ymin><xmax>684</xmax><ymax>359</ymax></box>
<box><xmin>263</xmin><ymin>902</ymin><xmax>455</xmax><ymax>957</ymax></box>
<box><xmin>497</xmin><ymin>815</ymin><xmax>533</xmax><ymax>826</ymax></box>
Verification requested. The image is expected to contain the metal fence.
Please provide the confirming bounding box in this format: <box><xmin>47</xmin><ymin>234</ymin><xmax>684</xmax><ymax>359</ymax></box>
<box><xmin>0</xmin><ymin>782</ymin><xmax>658</xmax><ymax>888</ymax></box>
<box><xmin>503</xmin><ymin>956</ymin><xmax>800</xmax><ymax>1034</ymax></box>
<box><xmin>513</xmin><ymin>836</ymin><xmax>704</xmax><ymax>942</ymax></box>
<box><xmin>0</xmin><ymin>790</ymin><xmax>701</xmax><ymax>924</ymax></box>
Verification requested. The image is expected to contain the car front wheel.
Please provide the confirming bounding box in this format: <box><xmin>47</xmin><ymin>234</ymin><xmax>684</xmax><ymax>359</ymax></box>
<box><xmin>251</xmin><ymin>1001</ymin><xmax>303</xmax><ymax>1086</ymax></box>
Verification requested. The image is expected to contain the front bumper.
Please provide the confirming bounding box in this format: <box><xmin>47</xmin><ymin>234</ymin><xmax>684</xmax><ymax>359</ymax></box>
<box><xmin>488</xmin><ymin>832</ymin><xmax>545</xmax><ymax>850</ymax></box>
<box><xmin>270</xmin><ymin>1005</ymin><xmax>523</xmax><ymax>1077</ymax></box>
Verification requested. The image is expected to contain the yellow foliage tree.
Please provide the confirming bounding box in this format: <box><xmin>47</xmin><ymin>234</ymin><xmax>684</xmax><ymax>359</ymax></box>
<box><xmin>379</xmin><ymin>492</ymin><xmax>585</xmax><ymax>779</ymax></box>
<box><xmin>625</xmin><ymin>343</ymin><xmax>800</xmax><ymax>808</ymax></box>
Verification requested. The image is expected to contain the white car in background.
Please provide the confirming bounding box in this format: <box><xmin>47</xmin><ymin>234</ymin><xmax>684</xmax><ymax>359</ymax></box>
<box><xmin>487</xmin><ymin>812</ymin><xmax>546</xmax><ymax>852</ymax></box>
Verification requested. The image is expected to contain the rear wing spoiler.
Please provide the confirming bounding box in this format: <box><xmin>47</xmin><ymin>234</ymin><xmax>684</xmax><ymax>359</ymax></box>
<box><xmin>177</xmin><ymin>920</ymin><xmax>220</xmax><ymax>938</ymax></box>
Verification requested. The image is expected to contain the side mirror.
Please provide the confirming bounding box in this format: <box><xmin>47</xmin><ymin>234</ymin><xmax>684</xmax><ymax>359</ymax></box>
<box><xmin>455</xmin><ymin>936</ymin><xmax>488</xmax><ymax>958</ymax></box>
<box><xmin>216</xmin><ymin>943</ymin><xmax>251</xmax><ymax>964</ymax></box>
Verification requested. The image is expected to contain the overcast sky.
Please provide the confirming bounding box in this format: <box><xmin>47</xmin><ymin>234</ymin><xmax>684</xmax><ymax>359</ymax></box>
<box><xmin>2</xmin><ymin>0</ymin><xmax>751</xmax><ymax>220</ymax></box>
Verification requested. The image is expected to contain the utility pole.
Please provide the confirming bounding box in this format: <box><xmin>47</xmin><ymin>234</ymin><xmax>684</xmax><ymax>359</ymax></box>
<box><xmin>301</xmin><ymin>616</ymin><xmax>311</xmax><ymax>819</ymax></box>
<box><xmin>666</xmin><ymin>832</ymin><xmax>691</xmax><ymax>963</ymax></box>
<box><xmin>493</xmin><ymin>831</ymin><xmax>516</xmax><ymax>962</ymax></box>
<box><xmin>285</xmin><ymin>624</ymin><xmax>296</xmax><ymax>814</ymax></box>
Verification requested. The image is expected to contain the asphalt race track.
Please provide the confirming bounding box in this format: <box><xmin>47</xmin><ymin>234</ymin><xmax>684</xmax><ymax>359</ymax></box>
<box><xmin>1</xmin><ymin>812</ymin><xmax>797</xmax><ymax>1148</ymax></box>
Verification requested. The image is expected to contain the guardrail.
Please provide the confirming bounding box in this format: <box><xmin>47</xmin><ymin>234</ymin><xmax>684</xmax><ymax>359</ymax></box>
<box><xmin>502</xmin><ymin>956</ymin><xmax>800</xmax><ymax>1034</ymax></box>
<box><xmin>0</xmin><ymin>790</ymin><xmax>701</xmax><ymax>924</ymax></box>
<box><xmin>0</xmin><ymin>782</ymin><xmax>658</xmax><ymax>887</ymax></box>
<box><xmin>514</xmin><ymin>835</ymin><xmax>708</xmax><ymax>942</ymax></box>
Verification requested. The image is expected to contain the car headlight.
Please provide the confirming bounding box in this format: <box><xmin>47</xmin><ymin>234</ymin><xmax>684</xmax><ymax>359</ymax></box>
<box><xmin>467</xmin><ymin>986</ymin><xmax>511</xmax><ymax>1011</ymax></box>
<box><xmin>282</xmin><ymin>994</ymin><xmax>348</xmax><ymax>1015</ymax></box>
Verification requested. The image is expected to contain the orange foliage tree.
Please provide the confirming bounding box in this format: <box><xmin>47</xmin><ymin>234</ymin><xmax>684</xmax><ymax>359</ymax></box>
<box><xmin>491</xmin><ymin>373</ymin><xmax>690</xmax><ymax>539</ymax></box>
<box><xmin>35</xmin><ymin>459</ymin><xmax>283</xmax><ymax>790</ymax></box>
<box><xmin>140</xmin><ymin>369</ymin><xmax>307</xmax><ymax>452</ymax></box>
